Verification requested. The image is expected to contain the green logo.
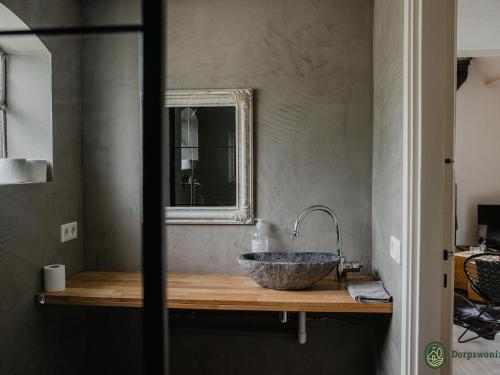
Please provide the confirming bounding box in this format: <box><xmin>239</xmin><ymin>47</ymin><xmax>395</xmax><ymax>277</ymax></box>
<box><xmin>425</xmin><ymin>341</ymin><xmax>446</xmax><ymax>369</ymax></box>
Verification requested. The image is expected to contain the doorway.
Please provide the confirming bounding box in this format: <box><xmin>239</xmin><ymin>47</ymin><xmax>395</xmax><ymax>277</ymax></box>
<box><xmin>452</xmin><ymin>56</ymin><xmax>500</xmax><ymax>375</ymax></box>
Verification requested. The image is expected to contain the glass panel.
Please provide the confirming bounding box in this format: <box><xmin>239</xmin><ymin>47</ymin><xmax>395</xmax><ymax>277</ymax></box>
<box><xmin>0</xmin><ymin>1</ymin><xmax>149</xmax><ymax>373</ymax></box>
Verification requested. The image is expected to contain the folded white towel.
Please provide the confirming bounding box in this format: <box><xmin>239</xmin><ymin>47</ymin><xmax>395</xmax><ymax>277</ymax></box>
<box><xmin>347</xmin><ymin>281</ymin><xmax>392</xmax><ymax>303</ymax></box>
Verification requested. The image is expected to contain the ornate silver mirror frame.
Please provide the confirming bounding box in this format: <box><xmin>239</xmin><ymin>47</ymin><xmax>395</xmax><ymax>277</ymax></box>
<box><xmin>164</xmin><ymin>89</ymin><xmax>254</xmax><ymax>224</ymax></box>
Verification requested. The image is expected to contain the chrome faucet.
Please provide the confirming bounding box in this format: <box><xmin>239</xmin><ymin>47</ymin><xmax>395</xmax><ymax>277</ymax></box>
<box><xmin>292</xmin><ymin>205</ymin><xmax>361</xmax><ymax>281</ymax></box>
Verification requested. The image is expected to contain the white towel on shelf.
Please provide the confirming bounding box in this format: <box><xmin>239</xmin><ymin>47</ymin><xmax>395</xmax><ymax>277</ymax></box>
<box><xmin>347</xmin><ymin>281</ymin><xmax>392</xmax><ymax>303</ymax></box>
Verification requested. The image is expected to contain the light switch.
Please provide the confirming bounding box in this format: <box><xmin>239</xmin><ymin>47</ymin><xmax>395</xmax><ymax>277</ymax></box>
<box><xmin>390</xmin><ymin>235</ymin><xmax>401</xmax><ymax>264</ymax></box>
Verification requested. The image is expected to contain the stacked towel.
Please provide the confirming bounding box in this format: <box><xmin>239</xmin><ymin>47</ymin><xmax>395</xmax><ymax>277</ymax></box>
<box><xmin>347</xmin><ymin>281</ymin><xmax>392</xmax><ymax>303</ymax></box>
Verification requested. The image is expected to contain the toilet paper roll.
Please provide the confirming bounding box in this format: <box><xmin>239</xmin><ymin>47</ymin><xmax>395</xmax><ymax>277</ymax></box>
<box><xmin>43</xmin><ymin>264</ymin><xmax>66</xmax><ymax>292</ymax></box>
<box><xmin>0</xmin><ymin>158</ymin><xmax>27</xmax><ymax>184</ymax></box>
<box><xmin>26</xmin><ymin>159</ymin><xmax>47</xmax><ymax>183</ymax></box>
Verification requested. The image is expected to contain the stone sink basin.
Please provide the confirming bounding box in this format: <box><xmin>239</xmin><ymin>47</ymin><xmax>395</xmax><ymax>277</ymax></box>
<box><xmin>237</xmin><ymin>252</ymin><xmax>340</xmax><ymax>290</ymax></box>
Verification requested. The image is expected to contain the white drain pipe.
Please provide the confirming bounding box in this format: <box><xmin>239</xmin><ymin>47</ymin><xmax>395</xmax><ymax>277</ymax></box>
<box><xmin>298</xmin><ymin>312</ymin><xmax>307</xmax><ymax>344</ymax></box>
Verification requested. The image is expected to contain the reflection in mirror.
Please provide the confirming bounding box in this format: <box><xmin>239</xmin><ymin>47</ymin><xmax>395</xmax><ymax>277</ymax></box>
<box><xmin>169</xmin><ymin>106</ymin><xmax>236</xmax><ymax>206</ymax></box>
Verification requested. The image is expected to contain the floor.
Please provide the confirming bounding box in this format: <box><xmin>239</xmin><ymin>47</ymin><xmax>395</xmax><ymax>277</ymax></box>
<box><xmin>453</xmin><ymin>324</ymin><xmax>500</xmax><ymax>375</ymax></box>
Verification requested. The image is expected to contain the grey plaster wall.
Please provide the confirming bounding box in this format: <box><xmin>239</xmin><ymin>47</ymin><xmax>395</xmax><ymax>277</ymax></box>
<box><xmin>81</xmin><ymin>0</ymin><xmax>142</xmax><ymax>271</ymax></box>
<box><xmin>0</xmin><ymin>1</ymin><xmax>85</xmax><ymax>374</ymax></box>
<box><xmin>80</xmin><ymin>0</ymin><xmax>374</xmax><ymax>277</ymax></box>
<box><xmin>372</xmin><ymin>0</ymin><xmax>404</xmax><ymax>374</ymax></box>
<box><xmin>166</xmin><ymin>0</ymin><xmax>374</xmax><ymax>275</ymax></box>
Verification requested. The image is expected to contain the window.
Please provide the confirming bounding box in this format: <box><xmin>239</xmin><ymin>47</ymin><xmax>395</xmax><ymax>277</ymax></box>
<box><xmin>0</xmin><ymin>3</ymin><xmax>54</xmax><ymax>184</ymax></box>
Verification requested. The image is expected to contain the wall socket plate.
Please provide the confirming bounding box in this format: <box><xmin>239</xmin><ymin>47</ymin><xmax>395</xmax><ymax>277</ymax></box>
<box><xmin>61</xmin><ymin>222</ymin><xmax>78</xmax><ymax>243</ymax></box>
<box><xmin>390</xmin><ymin>235</ymin><xmax>401</xmax><ymax>264</ymax></box>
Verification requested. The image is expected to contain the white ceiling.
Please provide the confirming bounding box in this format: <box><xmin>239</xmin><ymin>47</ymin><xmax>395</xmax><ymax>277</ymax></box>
<box><xmin>458</xmin><ymin>0</ymin><xmax>500</xmax><ymax>57</ymax></box>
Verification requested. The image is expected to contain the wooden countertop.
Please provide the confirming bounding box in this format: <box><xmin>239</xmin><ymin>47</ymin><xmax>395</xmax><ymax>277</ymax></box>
<box><xmin>37</xmin><ymin>272</ymin><xmax>392</xmax><ymax>314</ymax></box>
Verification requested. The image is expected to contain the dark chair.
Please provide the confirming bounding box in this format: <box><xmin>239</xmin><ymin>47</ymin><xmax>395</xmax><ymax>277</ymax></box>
<box><xmin>458</xmin><ymin>253</ymin><xmax>500</xmax><ymax>343</ymax></box>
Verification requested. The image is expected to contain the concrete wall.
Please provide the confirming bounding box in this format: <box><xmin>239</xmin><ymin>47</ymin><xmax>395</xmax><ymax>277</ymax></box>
<box><xmin>372</xmin><ymin>0</ymin><xmax>404</xmax><ymax>374</ymax></box>
<box><xmin>0</xmin><ymin>1</ymin><xmax>84</xmax><ymax>374</ymax></box>
<box><xmin>166</xmin><ymin>0</ymin><xmax>374</xmax><ymax>275</ymax></box>
<box><xmin>81</xmin><ymin>0</ymin><xmax>142</xmax><ymax>271</ymax></box>
<box><xmin>456</xmin><ymin>58</ymin><xmax>500</xmax><ymax>245</ymax></box>
<box><xmin>82</xmin><ymin>0</ymin><xmax>374</xmax><ymax>276</ymax></box>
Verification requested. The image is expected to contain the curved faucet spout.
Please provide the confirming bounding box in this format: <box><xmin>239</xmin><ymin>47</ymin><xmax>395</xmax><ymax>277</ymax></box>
<box><xmin>292</xmin><ymin>205</ymin><xmax>344</xmax><ymax>277</ymax></box>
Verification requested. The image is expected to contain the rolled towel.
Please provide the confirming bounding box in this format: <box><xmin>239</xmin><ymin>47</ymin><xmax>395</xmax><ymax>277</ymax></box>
<box><xmin>347</xmin><ymin>280</ymin><xmax>392</xmax><ymax>303</ymax></box>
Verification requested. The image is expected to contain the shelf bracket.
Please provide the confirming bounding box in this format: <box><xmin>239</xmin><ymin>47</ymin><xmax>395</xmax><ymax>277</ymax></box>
<box><xmin>279</xmin><ymin>311</ymin><xmax>288</xmax><ymax>323</ymax></box>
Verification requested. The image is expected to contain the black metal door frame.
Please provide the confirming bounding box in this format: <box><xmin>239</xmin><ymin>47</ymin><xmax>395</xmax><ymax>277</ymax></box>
<box><xmin>141</xmin><ymin>1</ymin><xmax>167</xmax><ymax>374</ymax></box>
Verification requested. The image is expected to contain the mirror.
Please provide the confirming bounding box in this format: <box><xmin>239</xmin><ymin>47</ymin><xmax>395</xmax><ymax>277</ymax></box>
<box><xmin>164</xmin><ymin>89</ymin><xmax>253</xmax><ymax>224</ymax></box>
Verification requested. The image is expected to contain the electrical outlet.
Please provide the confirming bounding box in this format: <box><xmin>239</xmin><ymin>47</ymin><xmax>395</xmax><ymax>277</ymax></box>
<box><xmin>61</xmin><ymin>222</ymin><xmax>78</xmax><ymax>243</ymax></box>
<box><xmin>390</xmin><ymin>235</ymin><xmax>401</xmax><ymax>264</ymax></box>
